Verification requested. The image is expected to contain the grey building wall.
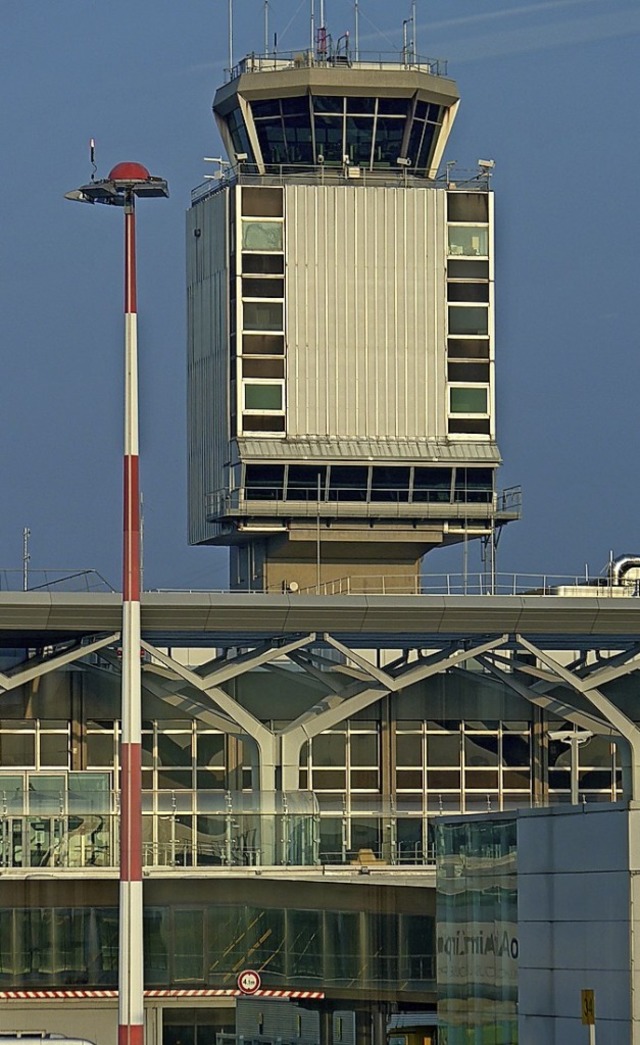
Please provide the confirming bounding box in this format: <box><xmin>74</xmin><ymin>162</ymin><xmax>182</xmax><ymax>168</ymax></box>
<box><xmin>187</xmin><ymin>188</ymin><xmax>229</xmax><ymax>546</ymax></box>
<box><xmin>517</xmin><ymin>803</ymin><xmax>639</xmax><ymax>1044</ymax></box>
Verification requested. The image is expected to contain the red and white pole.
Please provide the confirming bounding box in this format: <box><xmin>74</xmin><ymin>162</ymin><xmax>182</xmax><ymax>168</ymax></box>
<box><xmin>119</xmin><ymin>189</ymin><xmax>144</xmax><ymax>1045</ymax></box>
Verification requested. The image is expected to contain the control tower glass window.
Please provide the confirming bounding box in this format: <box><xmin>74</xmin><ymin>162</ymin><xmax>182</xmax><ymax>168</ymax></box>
<box><xmin>248</xmin><ymin>94</ymin><xmax>442</xmax><ymax>172</ymax></box>
<box><xmin>251</xmin><ymin>96</ymin><xmax>314</xmax><ymax>167</ymax></box>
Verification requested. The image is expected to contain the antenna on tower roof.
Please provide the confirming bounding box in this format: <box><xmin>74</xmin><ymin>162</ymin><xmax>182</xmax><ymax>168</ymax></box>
<box><xmin>89</xmin><ymin>138</ymin><xmax>97</xmax><ymax>182</ymax></box>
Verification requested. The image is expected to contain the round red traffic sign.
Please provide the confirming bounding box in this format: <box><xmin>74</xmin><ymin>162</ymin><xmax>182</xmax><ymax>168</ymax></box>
<box><xmin>237</xmin><ymin>969</ymin><xmax>261</xmax><ymax>995</ymax></box>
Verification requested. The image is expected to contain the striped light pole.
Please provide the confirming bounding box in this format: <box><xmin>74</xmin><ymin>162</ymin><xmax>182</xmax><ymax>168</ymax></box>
<box><xmin>66</xmin><ymin>162</ymin><xmax>169</xmax><ymax>1045</ymax></box>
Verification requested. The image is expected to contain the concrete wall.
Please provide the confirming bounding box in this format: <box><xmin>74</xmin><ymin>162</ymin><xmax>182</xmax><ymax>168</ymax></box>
<box><xmin>517</xmin><ymin>803</ymin><xmax>639</xmax><ymax>1044</ymax></box>
<box><xmin>284</xmin><ymin>184</ymin><xmax>448</xmax><ymax>441</ymax></box>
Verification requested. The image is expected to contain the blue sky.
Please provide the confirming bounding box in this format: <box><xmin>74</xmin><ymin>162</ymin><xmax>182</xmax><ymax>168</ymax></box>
<box><xmin>1</xmin><ymin>0</ymin><xmax>638</xmax><ymax>590</ymax></box>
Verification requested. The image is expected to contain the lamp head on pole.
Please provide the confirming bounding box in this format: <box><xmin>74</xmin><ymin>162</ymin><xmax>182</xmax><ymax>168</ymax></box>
<box><xmin>65</xmin><ymin>161</ymin><xmax>169</xmax><ymax>206</ymax></box>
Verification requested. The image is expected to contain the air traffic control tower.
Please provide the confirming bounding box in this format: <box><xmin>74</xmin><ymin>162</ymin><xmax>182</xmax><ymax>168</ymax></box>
<box><xmin>187</xmin><ymin>32</ymin><xmax>520</xmax><ymax>592</ymax></box>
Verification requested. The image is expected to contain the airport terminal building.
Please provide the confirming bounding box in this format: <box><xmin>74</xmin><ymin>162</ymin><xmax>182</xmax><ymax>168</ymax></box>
<box><xmin>3</xmin><ymin>22</ymin><xmax>640</xmax><ymax>1045</ymax></box>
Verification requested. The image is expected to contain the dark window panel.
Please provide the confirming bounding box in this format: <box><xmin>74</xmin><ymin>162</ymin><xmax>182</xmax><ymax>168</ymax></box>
<box><xmin>313</xmin><ymin>95</ymin><xmax>345</xmax><ymax>114</ymax></box>
<box><xmin>328</xmin><ymin>465</ymin><xmax>369</xmax><ymax>501</ymax></box>
<box><xmin>242</xmin><ymin>253</ymin><xmax>284</xmax><ymax>275</ymax></box>
<box><xmin>251</xmin><ymin>98</ymin><xmax>280</xmax><ymax>117</ymax></box>
<box><xmin>377</xmin><ymin>98</ymin><xmax>409</xmax><ymax>115</ymax></box>
<box><xmin>447</xmin><ymin>192</ymin><xmax>490</xmax><ymax>222</ymax></box>
<box><xmin>241</xmin><ymin>187</ymin><xmax>283</xmax><ymax>217</ymax></box>
<box><xmin>242</xmin><ymin>277</ymin><xmax>284</xmax><ymax>298</ymax></box>
<box><xmin>416</xmin><ymin>123</ymin><xmax>436</xmax><ymax>170</ymax></box>
<box><xmin>313</xmin><ymin>114</ymin><xmax>344</xmax><ymax>162</ymax></box>
<box><xmin>242</xmin><ymin>415</ymin><xmax>286</xmax><ymax>432</ymax></box>
<box><xmin>447</xmin><ymin>361</ymin><xmax>490</xmax><ymax>383</ymax></box>
<box><xmin>346</xmin><ymin>97</ymin><xmax>376</xmax><ymax>114</ymax></box>
<box><xmin>448</xmin><ymin>418</ymin><xmax>491</xmax><ymax>434</ymax></box>
<box><xmin>447</xmin><ymin>282</ymin><xmax>490</xmax><ymax>303</ymax></box>
<box><xmin>370</xmin><ymin>465</ymin><xmax>410</xmax><ymax>502</ymax></box>
<box><xmin>242</xmin><ymin>333</ymin><xmax>285</xmax><ymax>354</ymax></box>
<box><xmin>242</xmin><ymin>357</ymin><xmax>285</xmax><ymax>378</ymax></box>
<box><xmin>282</xmin><ymin>114</ymin><xmax>314</xmax><ymax>165</ymax></box>
<box><xmin>280</xmin><ymin>95</ymin><xmax>311</xmax><ymax>116</ymax></box>
<box><xmin>448</xmin><ymin>259</ymin><xmax>490</xmax><ymax>279</ymax></box>
<box><xmin>372</xmin><ymin>116</ymin><xmax>406</xmax><ymax>166</ymax></box>
<box><xmin>286</xmin><ymin>465</ymin><xmax>327</xmax><ymax>500</ymax></box>
<box><xmin>245</xmin><ymin>464</ymin><xmax>284</xmax><ymax>500</ymax></box>
<box><xmin>413</xmin><ymin>467</ymin><xmax>452</xmax><ymax>503</ymax></box>
<box><xmin>345</xmin><ymin>115</ymin><xmax>375</xmax><ymax>166</ymax></box>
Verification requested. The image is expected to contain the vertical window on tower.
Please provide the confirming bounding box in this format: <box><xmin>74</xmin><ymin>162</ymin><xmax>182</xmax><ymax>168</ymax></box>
<box><xmin>446</xmin><ymin>197</ymin><xmax>492</xmax><ymax>437</ymax></box>
<box><xmin>239</xmin><ymin>188</ymin><xmax>286</xmax><ymax>436</ymax></box>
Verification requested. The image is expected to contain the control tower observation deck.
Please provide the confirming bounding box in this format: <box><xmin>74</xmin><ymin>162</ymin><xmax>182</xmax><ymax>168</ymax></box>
<box><xmin>187</xmin><ymin>41</ymin><xmax>520</xmax><ymax>592</ymax></box>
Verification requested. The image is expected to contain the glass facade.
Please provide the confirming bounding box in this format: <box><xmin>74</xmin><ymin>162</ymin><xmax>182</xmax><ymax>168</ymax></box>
<box><xmin>436</xmin><ymin>817</ymin><xmax>518</xmax><ymax>1044</ymax></box>
<box><xmin>0</xmin><ymin>902</ymin><xmax>434</xmax><ymax>995</ymax></box>
<box><xmin>248</xmin><ymin>95</ymin><xmax>443</xmax><ymax>173</ymax></box>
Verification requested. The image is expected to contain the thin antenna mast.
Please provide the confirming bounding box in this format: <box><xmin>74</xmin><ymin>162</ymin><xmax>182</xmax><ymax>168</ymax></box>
<box><xmin>310</xmin><ymin>0</ymin><xmax>315</xmax><ymax>52</ymax></box>
<box><xmin>22</xmin><ymin>527</ymin><xmax>30</xmax><ymax>592</ymax></box>
<box><xmin>228</xmin><ymin>0</ymin><xmax>233</xmax><ymax>77</ymax></box>
<box><xmin>320</xmin><ymin>0</ymin><xmax>325</xmax><ymax>30</ymax></box>
<box><xmin>355</xmin><ymin>0</ymin><xmax>360</xmax><ymax>60</ymax></box>
<box><xmin>264</xmin><ymin>0</ymin><xmax>269</xmax><ymax>55</ymax></box>
<box><xmin>412</xmin><ymin>0</ymin><xmax>417</xmax><ymax>61</ymax></box>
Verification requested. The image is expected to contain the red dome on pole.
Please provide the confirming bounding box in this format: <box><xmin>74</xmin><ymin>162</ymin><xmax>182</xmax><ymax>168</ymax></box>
<box><xmin>108</xmin><ymin>161</ymin><xmax>152</xmax><ymax>182</ymax></box>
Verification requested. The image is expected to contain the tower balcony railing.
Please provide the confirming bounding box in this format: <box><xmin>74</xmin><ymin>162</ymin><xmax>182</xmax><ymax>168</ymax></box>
<box><xmin>191</xmin><ymin>164</ymin><xmax>490</xmax><ymax>204</ymax></box>
<box><xmin>229</xmin><ymin>49</ymin><xmax>448</xmax><ymax>81</ymax></box>
<box><xmin>206</xmin><ymin>483</ymin><xmax>522</xmax><ymax>523</ymax></box>
<box><xmin>0</xmin><ymin>789</ymin><xmax>442</xmax><ymax>873</ymax></box>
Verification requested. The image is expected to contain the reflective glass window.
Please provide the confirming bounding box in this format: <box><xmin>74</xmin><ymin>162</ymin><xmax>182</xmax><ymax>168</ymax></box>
<box><xmin>287</xmin><ymin>465</ymin><xmax>326</xmax><ymax>500</ymax></box>
<box><xmin>448</xmin><ymin>226</ymin><xmax>489</xmax><ymax>257</ymax></box>
<box><xmin>243</xmin><ymin>382</ymin><xmax>283</xmax><ymax>411</ymax></box>
<box><xmin>345</xmin><ymin>116</ymin><xmax>374</xmax><ymax>165</ymax></box>
<box><xmin>328</xmin><ymin>465</ymin><xmax>369</xmax><ymax>501</ymax></box>
<box><xmin>372</xmin><ymin>116</ymin><xmax>405</xmax><ymax>166</ymax></box>
<box><xmin>450</xmin><ymin>387</ymin><xmax>488</xmax><ymax>414</ymax></box>
<box><xmin>313</xmin><ymin>114</ymin><xmax>344</xmax><ymax>162</ymax></box>
<box><xmin>396</xmin><ymin>734</ymin><xmax>423</xmax><ymax>766</ymax></box>
<box><xmin>39</xmin><ymin>733</ymin><xmax>68</xmax><ymax>767</ymax></box>
<box><xmin>313</xmin><ymin>733</ymin><xmax>346</xmax><ymax>767</ymax></box>
<box><xmin>243</xmin><ymin>300</ymin><xmax>283</xmax><ymax>331</ymax></box>
<box><xmin>427</xmin><ymin>734</ymin><xmax>460</xmax><ymax>766</ymax></box>
<box><xmin>313</xmin><ymin>95</ymin><xmax>344</xmax><ymax>114</ymax></box>
<box><xmin>416</xmin><ymin>123</ymin><xmax>436</xmax><ymax>170</ymax></box>
<box><xmin>283</xmin><ymin>114</ymin><xmax>314</xmax><ymax>165</ymax></box>
<box><xmin>241</xmin><ymin>221</ymin><xmax>283</xmax><ymax>251</ymax></box>
<box><xmin>0</xmin><ymin>733</ymin><xmax>35</xmax><ymax>767</ymax></box>
<box><xmin>448</xmin><ymin>305</ymin><xmax>489</xmax><ymax>336</ymax></box>
<box><xmin>378</xmin><ymin>98</ymin><xmax>409</xmax><ymax>115</ymax></box>
<box><xmin>370</xmin><ymin>466</ymin><xmax>410</xmax><ymax>503</ymax></box>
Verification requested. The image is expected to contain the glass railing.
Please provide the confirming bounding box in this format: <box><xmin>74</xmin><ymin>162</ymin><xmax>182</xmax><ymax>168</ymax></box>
<box><xmin>0</xmin><ymin>790</ymin><xmax>441</xmax><ymax>871</ymax></box>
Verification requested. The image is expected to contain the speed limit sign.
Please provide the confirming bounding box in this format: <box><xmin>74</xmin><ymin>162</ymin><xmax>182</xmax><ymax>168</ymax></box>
<box><xmin>237</xmin><ymin>969</ymin><xmax>262</xmax><ymax>994</ymax></box>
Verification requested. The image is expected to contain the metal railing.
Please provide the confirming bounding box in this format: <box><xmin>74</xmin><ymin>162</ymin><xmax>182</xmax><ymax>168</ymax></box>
<box><xmin>0</xmin><ymin>568</ymin><xmax>115</xmax><ymax>593</ymax></box>
<box><xmin>229</xmin><ymin>49</ymin><xmax>448</xmax><ymax>81</ymax></box>
<box><xmin>206</xmin><ymin>483</ymin><xmax>521</xmax><ymax>520</ymax></box>
<box><xmin>191</xmin><ymin>163</ymin><xmax>490</xmax><ymax>204</ymax></box>
<box><xmin>302</xmin><ymin>571</ymin><xmax>640</xmax><ymax>597</ymax></box>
